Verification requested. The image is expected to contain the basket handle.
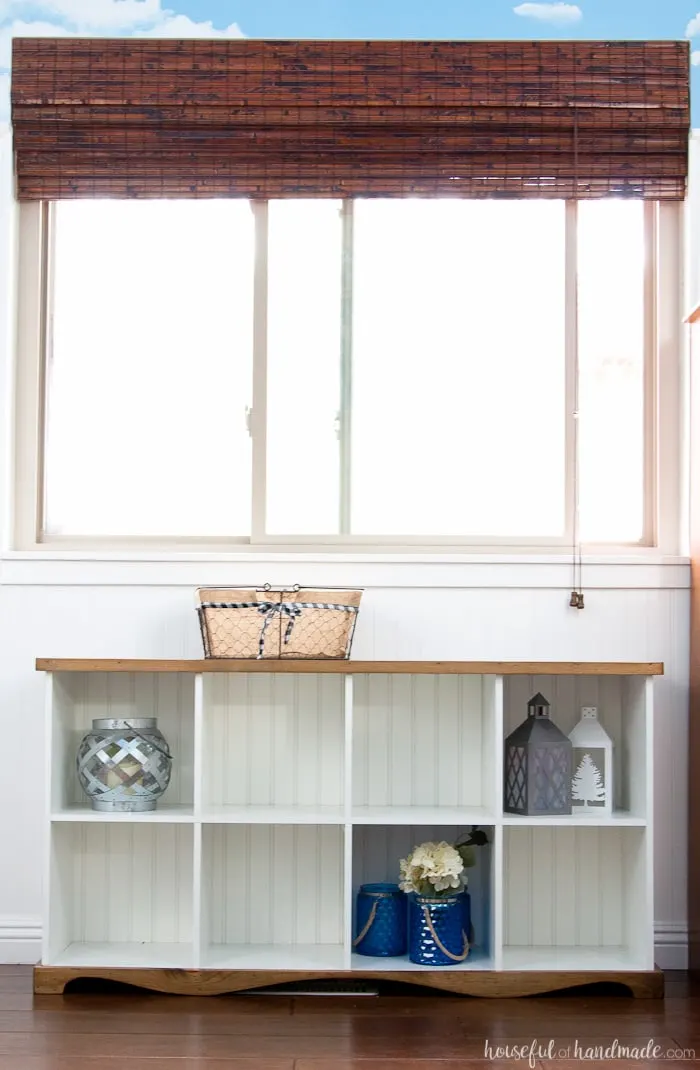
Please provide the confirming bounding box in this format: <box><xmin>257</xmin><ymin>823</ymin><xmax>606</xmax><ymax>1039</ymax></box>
<box><xmin>257</xmin><ymin>583</ymin><xmax>301</xmax><ymax>593</ymax></box>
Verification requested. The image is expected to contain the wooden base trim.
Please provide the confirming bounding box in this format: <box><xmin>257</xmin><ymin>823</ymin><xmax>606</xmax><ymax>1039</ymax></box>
<box><xmin>33</xmin><ymin>966</ymin><xmax>665</xmax><ymax>998</ymax></box>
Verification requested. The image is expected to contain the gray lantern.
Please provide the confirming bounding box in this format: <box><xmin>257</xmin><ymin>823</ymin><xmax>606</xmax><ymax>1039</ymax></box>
<box><xmin>504</xmin><ymin>693</ymin><xmax>572</xmax><ymax>816</ymax></box>
<box><xmin>77</xmin><ymin>718</ymin><xmax>173</xmax><ymax>812</ymax></box>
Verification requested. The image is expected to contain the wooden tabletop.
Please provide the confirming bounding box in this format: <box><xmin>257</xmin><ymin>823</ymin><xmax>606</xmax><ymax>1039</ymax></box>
<box><xmin>35</xmin><ymin>658</ymin><xmax>665</xmax><ymax>675</ymax></box>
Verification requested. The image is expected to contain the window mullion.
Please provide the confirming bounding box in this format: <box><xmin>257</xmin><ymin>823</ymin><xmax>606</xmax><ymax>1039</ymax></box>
<box><xmin>15</xmin><ymin>201</ymin><xmax>50</xmax><ymax>547</ymax></box>
<box><xmin>643</xmin><ymin>201</ymin><xmax>659</xmax><ymax>548</ymax></box>
<box><xmin>564</xmin><ymin>200</ymin><xmax>578</xmax><ymax>550</ymax></box>
<box><xmin>653</xmin><ymin>202</ymin><xmax>681</xmax><ymax>553</ymax></box>
<box><xmin>338</xmin><ymin>200</ymin><xmax>354</xmax><ymax>535</ymax></box>
<box><xmin>250</xmin><ymin>200</ymin><xmax>269</xmax><ymax>540</ymax></box>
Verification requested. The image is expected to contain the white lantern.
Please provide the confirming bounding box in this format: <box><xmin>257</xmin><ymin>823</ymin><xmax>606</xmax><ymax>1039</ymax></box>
<box><xmin>568</xmin><ymin>706</ymin><xmax>613</xmax><ymax>817</ymax></box>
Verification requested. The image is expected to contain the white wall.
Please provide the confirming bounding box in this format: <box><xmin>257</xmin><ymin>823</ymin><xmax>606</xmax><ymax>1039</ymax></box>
<box><xmin>0</xmin><ymin>126</ymin><xmax>691</xmax><ymax>968</ymax></box>
<box><xmin>0</xmin><ymin>559</ymin><xmax>689</xmax><ymax>965</ymax></box>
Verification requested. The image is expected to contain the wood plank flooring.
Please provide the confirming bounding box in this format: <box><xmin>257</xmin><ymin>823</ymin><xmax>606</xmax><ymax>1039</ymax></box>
<box><xmin>0</xmin><ymin>967</ymin><xmax>698</xmax><ymax>1068</ymax></box>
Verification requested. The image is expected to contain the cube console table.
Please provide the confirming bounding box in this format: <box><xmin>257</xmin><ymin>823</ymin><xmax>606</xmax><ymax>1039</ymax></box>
<box><xmin>34</xmin><ymin>658</ymin><xmax>663</xmax><ymax>997</ymax></box>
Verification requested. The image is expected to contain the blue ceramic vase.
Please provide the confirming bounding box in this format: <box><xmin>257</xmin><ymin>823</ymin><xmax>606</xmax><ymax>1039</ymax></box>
<box><xmin>353</xmin><ymin>883</ymin><xmax>407</xmax><ymax>957</ymax></box>
<box><xmin>408</xmin><ymin>892</ymin><xmax>469</xmax><ymax>966</ymax></box>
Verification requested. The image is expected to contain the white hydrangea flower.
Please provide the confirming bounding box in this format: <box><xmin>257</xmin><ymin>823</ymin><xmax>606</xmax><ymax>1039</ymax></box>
<box><xmin>398</xmin><ymin>840</ymin><xmax>465</xmax><ymax>897</ymax></box>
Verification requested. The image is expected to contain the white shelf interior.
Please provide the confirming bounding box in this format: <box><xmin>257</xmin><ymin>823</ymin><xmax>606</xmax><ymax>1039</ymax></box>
<box><xmin>501</xmin><ymin>945</ymin><xmax>646</xmax><ymax>972</ymax></box>
<box><xmin>52</xmin><ymin>803</ymin><xmax>195</xmax><ymax>822</ymax></box>
<box><xmin>46</xmin><ymin>822</ymin><xmax>194</xmax><ymax>967</ymax></box>
<box><xmin>503</xmin><ymin>674</ymin><xmax>649</xmax><ymax>822</ymax></box>
<box><xmin>352</xmin><ymin>806</ymin><xmax>494</xmax><ymax>826</ymax></box>
<box><xmin>352</xmin><ymin>824</ymin><xmax>496</xmax><ymax>971</ymax></box>
<box><xmin>200</xmin><ymin>673</ymin><xmax>344</xmax><ymax>820</ymax></box>
<box><xmin>502</xmin><ymin>825</ymin><xmax>652</xmax><ymax>970</ymax></box>
<box><xmin>200</xmin><ymin>824</ymin><xmax>345</xmax><ymax>969</ymax></box>
<box><xmin>352</xmin><ymin>674</ymin><xmax>500</xmax><ymax>821</ymax></box>
<box><xmin>202</xmin><ymin>805</ymin><xmax>344</xmax><ymax>824</ymax></box>
<box><xmin>43</xmin><ymin>669</ymin><xmax>654</xmax><ymax>974</ymax></box>
<box><xmin>50</xmin><ymin>672</ymin><xmax>195</xmax><ymax>813</ymax></box>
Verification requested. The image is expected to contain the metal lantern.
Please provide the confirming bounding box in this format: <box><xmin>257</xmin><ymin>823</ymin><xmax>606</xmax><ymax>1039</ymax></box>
<box><xmin>569</xmin><ymin>706</ymin><xmax>613</xmax><ymax>817</ymax></box>
<box><xmin>504</xmin><ymin>693</ymin><xmax>572</xmax><ymax>816</ymax></box>
<box><xmin>77</xmin><ymin>718</ymin><xmax>173</xmax><ymax>813</ymax></box>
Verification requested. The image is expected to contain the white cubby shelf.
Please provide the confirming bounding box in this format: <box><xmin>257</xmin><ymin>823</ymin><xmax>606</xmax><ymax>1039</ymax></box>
<box><xmin>36</xmin><ymin>659</ymin><xmax>663</xmax><ymax>998</ymax></box>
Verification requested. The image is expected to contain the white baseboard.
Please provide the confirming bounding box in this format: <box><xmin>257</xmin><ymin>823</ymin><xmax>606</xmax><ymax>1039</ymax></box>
<box><xmin>654</xmin><ymin>923</ymin><xmax>689</xmax><ymax>970</ymax></box>
<box><xmin>0</xmin><ymin>916</ymin><xmax>41</xmax><ymax>964</ymax></box>
<box><xmin>0</xmin><ymin>917</ymin><xmax>689</xmax><ymax>970</ymax></box>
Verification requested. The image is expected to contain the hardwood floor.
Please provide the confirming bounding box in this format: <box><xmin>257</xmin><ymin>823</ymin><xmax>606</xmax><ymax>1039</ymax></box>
<box><xmin>0</xmin><ymin>967</ymin><xmax>698</xmax><ymax>1068</ymax></box>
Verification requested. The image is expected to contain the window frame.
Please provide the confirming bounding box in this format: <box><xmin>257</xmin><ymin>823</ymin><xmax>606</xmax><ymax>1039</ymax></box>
<box><xmin>11</xmin><ymin>197</ymin><xmax>680</xmax><ymax>555</ymax></box>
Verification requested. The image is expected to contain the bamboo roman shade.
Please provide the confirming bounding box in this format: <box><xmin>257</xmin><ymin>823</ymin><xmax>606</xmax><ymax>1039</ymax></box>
<box><xmin>11</xmin><ymin>37</ymin><xmax>690</xmax><ymax>201</ymax></box>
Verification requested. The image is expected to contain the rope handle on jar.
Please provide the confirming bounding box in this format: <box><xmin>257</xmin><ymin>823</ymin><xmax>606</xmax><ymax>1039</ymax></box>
<box><xmin>422</xmin><ymin>907</ymin><xmax>469</xmax><ymax>962</ymax></box>
<box><xmin>352</xmin><ymin>901</ymin><xmax>378</xmax><ymax>947</ymax></box>
<box><xmin>123</xmin><ymin>722</ymin><xmax>174</xmax><ymax>761</ymax></box>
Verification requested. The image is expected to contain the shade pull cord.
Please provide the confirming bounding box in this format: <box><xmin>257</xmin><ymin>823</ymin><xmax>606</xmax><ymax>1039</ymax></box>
<box><xmin>570</xmin><ymin>111</ymin><xmax>584</xmax><ymax>611</ymax></box>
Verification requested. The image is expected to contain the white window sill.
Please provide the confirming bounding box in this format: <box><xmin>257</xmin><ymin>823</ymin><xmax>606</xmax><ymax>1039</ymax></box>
<box><xmin>0</xmin><ymin>547</ymin><xmax>689</xmax><ymax>590</ymax></box>
<box><xmin>0</xmin><ymin>547</ymin><xmax>691</xmax><ymax>566</ymax></box>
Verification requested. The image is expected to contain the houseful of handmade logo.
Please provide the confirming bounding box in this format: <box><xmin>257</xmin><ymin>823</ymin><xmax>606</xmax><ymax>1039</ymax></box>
<box><xmin>484</xmin><ymin>1039</ymin><xmax>695</xmax><ymax>1065</ymax></box>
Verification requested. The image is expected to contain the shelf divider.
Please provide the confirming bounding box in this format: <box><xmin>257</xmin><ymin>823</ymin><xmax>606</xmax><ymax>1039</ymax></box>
<box><xmin>193</xmin><ymin>673</ymin><xmax>204</xmax><ymax>821</ymax></box>
<box><xmin>343</xmin><ymin>674</ymin><xmax>354</xmax><ymax>969</ymax></box>
<box><xmin>490</xmin><ymin>676</ymin><xmax>504</xmax><ymax>971</ymax></box>
<box><xmin>42</xmin><ymin>672</ymin><xmax>55</xmax><ymax>967</ymax></box>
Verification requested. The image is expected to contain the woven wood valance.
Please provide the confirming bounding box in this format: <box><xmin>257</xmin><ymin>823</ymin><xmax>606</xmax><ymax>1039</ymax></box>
<box><xmin>10</xmin><ymin>37</ymin><xmax>690</xmax><ymax>201</ymax></box>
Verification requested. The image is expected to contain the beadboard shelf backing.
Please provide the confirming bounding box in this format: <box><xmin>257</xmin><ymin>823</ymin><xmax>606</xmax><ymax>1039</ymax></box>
<box><xmin>37</xmin><ymin>662</ymin><xmax>660</xmax><ymax>996</ymax></box>
<box><xmin>36</xmin><ymin>659</ymin><xmax>665</xmax><ymax>676</ymax></box>
<box><xmin>201</xmin><ymin>824</ymin><xmax>344</xmax><ymax>970</ymax></box>
<box><xmin>353</xmin><ymin>675</ymin><xmax>500</xmax><ymax>815</ymax></box>
<box><xmin>202</xmin><ymin>674</ymin><xmax>344</xmax><ymax>816</ymax></box>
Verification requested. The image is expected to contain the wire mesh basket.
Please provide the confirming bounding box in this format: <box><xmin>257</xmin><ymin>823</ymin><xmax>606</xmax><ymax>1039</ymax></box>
<box><xmin>196</xmin><ymin>584</ymin><xmax>363</xmax><ymax>660</ymax></box>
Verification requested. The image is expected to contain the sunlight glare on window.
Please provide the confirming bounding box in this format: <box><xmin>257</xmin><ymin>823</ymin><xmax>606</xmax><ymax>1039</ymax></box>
<box><xmin>577</xmin><ymin>201</ymin><xmax>646</xmax><ymax>543</ymax></box>
<box><xmin>350</xmin><ymin>199</ymin><xmax>566</xmax><ymax>537</ymax></box>
<box><xmin>45</xmin><ymin>200</ymin><xmax>254</xmax><ymax>537</ymax></box>
<box><xmin>266</xmin><ymin>201</ymin><xmax>342</xmax><ymax>534</ymax></box>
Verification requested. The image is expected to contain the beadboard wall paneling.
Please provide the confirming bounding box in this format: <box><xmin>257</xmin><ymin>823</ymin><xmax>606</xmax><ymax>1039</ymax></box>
<box><xmin>0</xmin><ymin>580</ymin><xmax>688</xmax><ymax>962</ymax></box>
<box><xmin>202</xmin><ymin>674</ymin><xmax>344</xmax><ymax>811</ymax></box>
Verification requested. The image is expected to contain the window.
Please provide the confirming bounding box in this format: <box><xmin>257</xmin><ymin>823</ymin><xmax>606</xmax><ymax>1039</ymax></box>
<box><xmin>45</xmin><ymin>200</ymin><xmax>254</xmax><ymax>537</ymax></box>
<box><xmin>350</xmin><ymin>200</ymin><xmax>566</xmax><ymax>537</ymax></box>
<box><xmin>577</xmin><ymin>201</ymin><xmax>648</xmax><ymax>544</ymax></box>
<box><xmin>15</xmin><ymin>196</ymin><xmax>667</xmax><ymax>549</ymax></box>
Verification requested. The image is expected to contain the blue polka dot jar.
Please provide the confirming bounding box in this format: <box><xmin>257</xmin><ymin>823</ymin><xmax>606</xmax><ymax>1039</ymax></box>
<box><xmin>408</xmin><ymin>892</ymin><xmax>469</xmax><ymax>966</ymax></box>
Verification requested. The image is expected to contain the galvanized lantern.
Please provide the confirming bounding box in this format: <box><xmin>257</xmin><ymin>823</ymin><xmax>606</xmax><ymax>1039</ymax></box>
<box><xmin>77</xmin><ymin>718</ymin><xmax>173</xmax><ymax>813</ymax></box>
<box><xmin>504</xmin><ymin>693</ymin><xmax>572</xmax><ymax>816</ymax></box>
<box><xmin>569</xmin><ymin>706</ymin><xmax>613</xmax><ymax>817</ymax></box>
